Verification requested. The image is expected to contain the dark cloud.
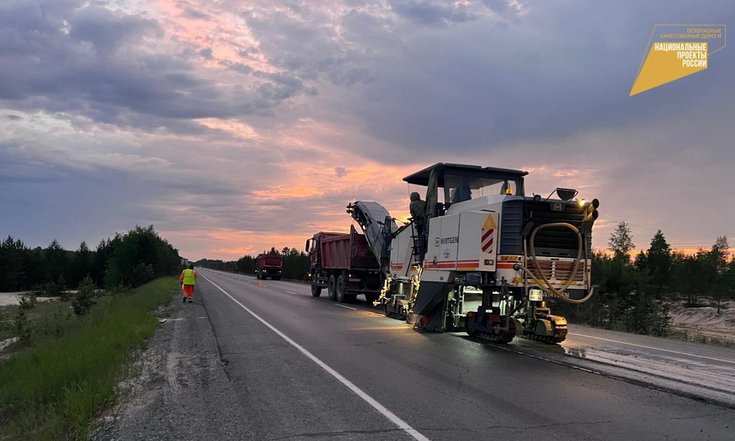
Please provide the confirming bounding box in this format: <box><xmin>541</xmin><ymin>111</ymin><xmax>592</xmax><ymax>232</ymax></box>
<box><xmin>0</xmin><ymin>142</ymin><xmax>70</xmax><ymax>184</ymax></box>
<box><xmin>0</xmin><ymin>1</ymin><xmax>310</xmax><ymax>131</ymax></box>
<box><xmin>390</xmin><ymin>1</ymin><xmax>478</xmax><ymax>26</ymax></box>
<box><xmin>243</xmin><ymin>5</ymin><xmax>359</xmax><ymax>84</ymax></box>
<box><xmin>1</xmin><ymin>0</ymin><xmax>733</xmax><ymax>259</ymax></box>
<box><xmin>182</xmin><ymin>8</ymin><xmax>210</xmax><ymax>20</ymax></box>
<box><xmin>222</xmin><ymin>61</ymin><xmax>254</xmax><ymax>75</ymax></box>
<box><xmin>69</xmin><ymin>7</ymin><xmax>162</xmax><ymax>52</ymax></box>
<box><xmin>335</xmin><ymin>0</ymin><xmax>735</xmax><ymax>157</ymax></box>
<box><xmin>480</xmin><ymin>0</ymin><xmax>525</xmax><ymax>17</ymax></box>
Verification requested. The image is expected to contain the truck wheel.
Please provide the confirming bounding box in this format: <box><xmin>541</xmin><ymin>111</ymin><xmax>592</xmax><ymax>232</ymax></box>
<box><xmin>336</xmin><ymin>274</ymin><xmax>348</xmax><ymax>303</ymax></box>
<box><xmin>327</xmin><ymin>275</ymin><xmax>337</xmax><ymax>301</ymax></box>
<box><xmin>311</xmin><ymin>284</ymin><xmax>322</xmax><ymax>298</ymax></box>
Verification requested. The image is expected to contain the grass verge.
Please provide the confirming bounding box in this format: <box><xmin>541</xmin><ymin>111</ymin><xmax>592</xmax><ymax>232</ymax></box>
<box><xmin>0</xmin><ymin>300</ymin><xmax>75</xmax><ymax>342</ymax></box>
<box><xmin>0</xmin><ymin>277</ymin><xmax>178</xmax><ymax>441</ymax></box>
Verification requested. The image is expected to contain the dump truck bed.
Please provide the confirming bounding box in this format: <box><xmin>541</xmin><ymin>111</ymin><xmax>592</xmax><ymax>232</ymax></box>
<box><xmin>256</xmin><ymin>254</ymin><xmax>282</xmax><ymax>268</ymax></box>
<box><xmin>319</xmin><ymin>227</ymin><xmax>379</xmax><ymax>270</ymax></box>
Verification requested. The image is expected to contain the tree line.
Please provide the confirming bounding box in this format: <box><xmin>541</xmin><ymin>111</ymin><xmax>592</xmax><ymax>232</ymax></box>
<box><xmin>0</xmin><ymin>226</ymin><xmax>181</xmax><ymax>293</ymax></box>
<box><xmin>201</xmin><ymin>225</ymin><xmax>734</xmax><ymax>339</ymax></box>
<box><xmin>554</xmin><ymin>223</ymin><xmax>734</xmax><ymax>336</ymax></box>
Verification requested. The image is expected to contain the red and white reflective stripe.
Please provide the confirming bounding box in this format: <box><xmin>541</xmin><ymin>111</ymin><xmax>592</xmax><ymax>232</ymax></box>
<box><xmin>424</xmin><ymin>259</ymin><xmax>479</xmax><ymax>269</ymax></box>
<box><xmin>481</xmin><ymin>227</ymin><xmax>495</xmax><ymax>253</ymax></box>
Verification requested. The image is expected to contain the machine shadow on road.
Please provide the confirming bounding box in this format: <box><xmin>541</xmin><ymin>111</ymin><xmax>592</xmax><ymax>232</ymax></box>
<box><xmin>307</xmin><ymin>284</ymin><xmax>573</xmax><ymax>357</ymax></box>
<box><xmin>456</xmin><ymin>334</ymin><xmax>568</xmax><ymax>356</ymax></box>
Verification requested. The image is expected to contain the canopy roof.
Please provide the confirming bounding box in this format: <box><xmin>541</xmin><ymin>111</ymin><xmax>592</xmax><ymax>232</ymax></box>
<box><xmin>402</xmin><ymin>163</ymin><xmax>528</xmax><ymax>187</ymax></box>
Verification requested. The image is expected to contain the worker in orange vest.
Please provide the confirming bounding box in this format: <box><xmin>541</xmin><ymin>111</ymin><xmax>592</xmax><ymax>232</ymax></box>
<box><xmin>179</xmin><ymin>264</ymin><xmax>197</xmax><ymax>303</ymax></box>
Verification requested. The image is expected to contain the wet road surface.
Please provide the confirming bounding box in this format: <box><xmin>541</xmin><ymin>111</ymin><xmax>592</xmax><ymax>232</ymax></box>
<box><xmin>197</xmin><ymin>268</ymin><xmax>733</xmax><ymax>441</ymax></box>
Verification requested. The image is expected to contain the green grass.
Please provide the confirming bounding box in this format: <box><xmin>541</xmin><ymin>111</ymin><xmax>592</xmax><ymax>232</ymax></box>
<box><xmin>0</xmin><ymin>300</ymin><xmax>76</xmax><ymax>342</ymax></box>
<box><xmin>0</xmin><ymin>277</ymin><xmax>178</xmax><ymax>441</ymax></box>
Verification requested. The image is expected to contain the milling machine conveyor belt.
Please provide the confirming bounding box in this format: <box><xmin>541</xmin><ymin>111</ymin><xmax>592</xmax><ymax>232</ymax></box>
<box><xmin>347</xmin><ymin>201</ymin><xmax>397</xmax><ymax>275</ymax></box>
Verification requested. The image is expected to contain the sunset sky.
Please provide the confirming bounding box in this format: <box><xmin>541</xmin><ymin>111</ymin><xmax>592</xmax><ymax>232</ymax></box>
<box><xmin>1</xmin><ymin>1</ymin><xmax>733</xmax><ymax>260</ymax></box>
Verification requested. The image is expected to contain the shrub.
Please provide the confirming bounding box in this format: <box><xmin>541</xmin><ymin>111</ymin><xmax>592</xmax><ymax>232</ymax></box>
<box><xmin>129</xmin><ymin>263</ymin><xmax>155</xmax><ymax>287</ymax></box>
<box><xmin>43</xmin><ymin>280</ymin><xmax>62</xmax><ymax>298</ymax></box>
<box><xmin>14</xmin><ymin>307</ymin><xmax>31</xmax><ymax>344</ymax></box>
<box><xmin>72</xmin><ymin>276</ymin><xmax>96</xmax><ymax>316</ymax></box>
<box><xmin>18</xmin><ymin>292</ymin><xmax>37</xmax><ymax>310</ymax></box>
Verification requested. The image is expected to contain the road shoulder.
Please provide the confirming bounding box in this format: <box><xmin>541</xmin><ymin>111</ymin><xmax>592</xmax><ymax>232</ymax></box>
<box><xmin>92</xmin><ymin>294</ymin><xmax>254</xmax><ymax>441</ymax></box>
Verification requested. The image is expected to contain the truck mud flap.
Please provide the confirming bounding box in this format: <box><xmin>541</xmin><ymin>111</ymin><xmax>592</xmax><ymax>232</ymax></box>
<box><xmin>412</xmin><ymin>282</ymin><xmax>450</xmax><ymax>315</ymax></box>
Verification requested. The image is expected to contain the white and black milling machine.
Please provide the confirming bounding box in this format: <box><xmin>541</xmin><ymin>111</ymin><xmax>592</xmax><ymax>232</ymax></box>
<box><xmin>347</xmin><ymin>163</ymin><xmax>599</xmax><ymax>343</ymax></box>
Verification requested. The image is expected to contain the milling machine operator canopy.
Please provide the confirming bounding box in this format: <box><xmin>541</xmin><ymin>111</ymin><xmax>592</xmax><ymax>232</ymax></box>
<box><xmin>402</xmin><ymin>163</ymin><xmax>528</xmax><ymax>219</ymax></box>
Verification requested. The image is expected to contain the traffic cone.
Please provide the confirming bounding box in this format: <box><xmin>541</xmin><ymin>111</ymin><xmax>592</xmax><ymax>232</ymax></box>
<box><xmin>258</xmin><ymin>280</ymin><xmax>263</xmax><ymax>288</ymax></box>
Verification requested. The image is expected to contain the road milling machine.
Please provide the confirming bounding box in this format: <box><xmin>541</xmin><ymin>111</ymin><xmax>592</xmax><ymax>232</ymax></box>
<box><xmin>346</xmin><ymin>163</ymin><xmax>599</xmax><ymax>343</ymax></box>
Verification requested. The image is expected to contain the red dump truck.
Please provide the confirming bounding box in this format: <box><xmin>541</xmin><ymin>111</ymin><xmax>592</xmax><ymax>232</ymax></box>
<box><xmin>255</xmin><ymin>253</ymin><xmax>283</xmax><ymax>280</ymax></box>
<box><xmin>305</xmin><ymin>226</ymin><xmax>382</xmax><ymax>303</ymax></box>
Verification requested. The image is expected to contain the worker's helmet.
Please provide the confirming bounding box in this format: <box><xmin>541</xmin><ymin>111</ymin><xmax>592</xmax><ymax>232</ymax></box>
<box><xmin>410</xmin><ymin>192</ymin><xmax>420</xmax><ymax>201</ymax></box>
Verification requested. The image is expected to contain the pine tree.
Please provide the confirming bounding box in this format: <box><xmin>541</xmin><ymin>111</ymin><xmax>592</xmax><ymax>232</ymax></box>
<box><xmin>608</xmin><ymin>222</ymin><xmax>634</xmax><ymax>261</ymax></box>
<box><xmin>647</xmin><ymin>230</ymin><xmax>671</xmax><ymax>293</ymax></box>
<box><xmin>710</xmin><ymin>236</ymin><xmax>729</xmax><ymax>313</ymax></box>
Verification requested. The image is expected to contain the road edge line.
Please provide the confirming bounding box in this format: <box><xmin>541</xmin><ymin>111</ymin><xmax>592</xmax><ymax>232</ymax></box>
<box><xmin>199</xmin><ymin>272</ymin><xmax>431</xmax><ymax>441</ymax></box>
<box><xmin>335</xmin><ymin>304</ymin><xmax>357</xmax><ymax>311</ymax></box>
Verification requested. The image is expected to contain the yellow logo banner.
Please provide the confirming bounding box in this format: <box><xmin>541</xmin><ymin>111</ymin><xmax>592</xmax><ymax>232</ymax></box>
<box><xmin>630</xmin><ymin>25</ymin><xmax>726</xmax><ymax>96</ymax></box>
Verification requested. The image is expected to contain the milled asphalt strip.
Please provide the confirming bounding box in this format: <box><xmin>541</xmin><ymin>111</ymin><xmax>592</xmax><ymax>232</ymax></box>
<box><xmin>486</xmin><ymin>340</ymin><xmax>735</xmax><ymax>410</ymax></box>
<box><xmin>199</xmin><ymin>273</ymin><xmax>431</xmax><ymax>441</ymax></box>
<box><xmin>568</xmin><ymin>333</ymin><xmax>735</xmax><ymax>365</ymax></box>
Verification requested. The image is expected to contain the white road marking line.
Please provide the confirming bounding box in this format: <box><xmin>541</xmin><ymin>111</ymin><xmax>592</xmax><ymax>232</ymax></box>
<box><xmin>285</xmin><ymin>290</ymin><xmax>297</xmax><ymax>294</ymax></box>
<box><xmin>165</xmin><ymin>317</ymin><xmax>207</xmax><ymax>322</ymax></box>
<box><xmin>200</xmin><ymin>273</ymin><xmax>430</xmax><ymax>441</ymax></box>
<box><xmin>335</xmin><ymin>304</ymin><xmax>357</xmax><ymax>311</ymax></box>
<box><xmin>568</xmin><ymin>333</ymin><xmax>735</xmax><ymax>365</ymax></box>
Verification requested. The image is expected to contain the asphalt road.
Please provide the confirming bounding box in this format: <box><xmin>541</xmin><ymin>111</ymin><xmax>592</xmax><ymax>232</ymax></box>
<box><xmin>196</xmin><ymin>269</ymin><xmax>733</xmax><ymax>441</ymax></box>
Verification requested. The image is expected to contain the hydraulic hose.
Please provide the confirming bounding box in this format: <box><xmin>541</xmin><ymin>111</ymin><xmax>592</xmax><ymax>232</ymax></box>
<box><xmin>515</xmin><ymin>222</ymin><xmax>594</xmax><ymax>305</ymax></box>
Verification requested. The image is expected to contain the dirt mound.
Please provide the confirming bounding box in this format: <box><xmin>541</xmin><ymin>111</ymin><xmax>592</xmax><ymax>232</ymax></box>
<box><xmin>669</xmin><ymin>300</ymin><xmax>735</xmax><ymax>344</ymax></box>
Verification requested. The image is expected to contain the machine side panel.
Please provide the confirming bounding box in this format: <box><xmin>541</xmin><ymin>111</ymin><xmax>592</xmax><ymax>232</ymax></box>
<box><xmin>425</xmin><ymin>214</ymin><xmax>459</xmax><ymax>271</ymax></box>
<box><xmin>424</xmin><ymin>217</ymin><xmax>442</xmax><ymax>267</ymax></box>
<box><xmin>389</xmin><ymin>226</ymin><xmax>412</xmax><ymax>277</ymax></box>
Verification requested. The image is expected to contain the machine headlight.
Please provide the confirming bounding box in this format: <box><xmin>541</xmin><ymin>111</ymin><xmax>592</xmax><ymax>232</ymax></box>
<box><xmin>556</xmin><ymin>188</ymin><xmax>577</xmax><ymax>201</ymax></box>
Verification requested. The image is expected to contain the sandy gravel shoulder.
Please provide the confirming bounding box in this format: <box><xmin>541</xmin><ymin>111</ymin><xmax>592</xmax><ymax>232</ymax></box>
<box><xmin>91</xmin><ymin>296</ymin><xmax>255</xmax><ymax>441</ymax></box>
